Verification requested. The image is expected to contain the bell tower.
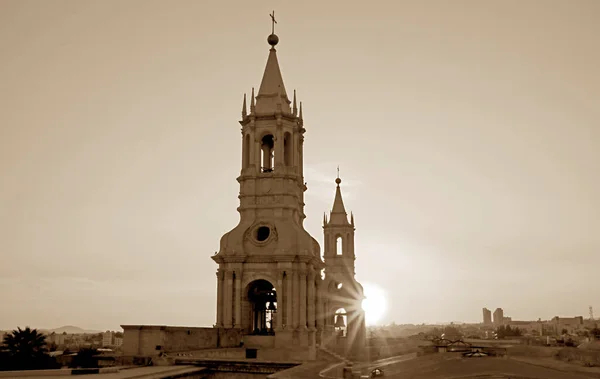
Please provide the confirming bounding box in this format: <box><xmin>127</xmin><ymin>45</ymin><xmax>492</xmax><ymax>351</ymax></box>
<box><xmin>212</xmin><ymin>18</ymin><xmax>324</xmax><ymax>361</ymax></box>
<box><xmin>322</xmin><ymin>175</ymin><xmax>366</xmax><ymax>359</ymax></box>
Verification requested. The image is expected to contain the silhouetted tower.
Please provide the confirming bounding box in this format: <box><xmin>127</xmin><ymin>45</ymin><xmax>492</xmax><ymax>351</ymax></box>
<box><xmin>590</xmin><ymin>306</ymin><xmax>594</xmax><ymax>321</ymax></box>
<box><xmin>322</xmin><ymin>175</ymin><xmax>366</xmax><ymax>359</ymax></box>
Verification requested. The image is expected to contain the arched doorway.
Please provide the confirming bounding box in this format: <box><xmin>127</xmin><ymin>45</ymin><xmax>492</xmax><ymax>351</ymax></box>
<box><xmin>247</xmin><ymin>280</ymin><xmax>277</xmax><ymax>335</ymax></box>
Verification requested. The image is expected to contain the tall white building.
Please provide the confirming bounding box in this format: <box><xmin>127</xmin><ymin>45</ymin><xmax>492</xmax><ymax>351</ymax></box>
<box><xmin>102</xmin><ymin>331</ymin><xmax>113</xmax><ymax>346</ymax></box>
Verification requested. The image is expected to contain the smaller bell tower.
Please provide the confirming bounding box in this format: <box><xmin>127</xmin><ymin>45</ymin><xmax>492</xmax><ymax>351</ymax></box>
<box><xmin>321</xmin><ymin>175</ymin><xmax>366</xmax><ymax>359</ymax></box>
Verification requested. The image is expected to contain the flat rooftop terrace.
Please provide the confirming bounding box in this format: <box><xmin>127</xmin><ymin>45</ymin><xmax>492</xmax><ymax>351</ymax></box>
<box><xmin>0</xmin><ymin>366</ymin><xmax>205</xmax><ymax>379</ymax></box>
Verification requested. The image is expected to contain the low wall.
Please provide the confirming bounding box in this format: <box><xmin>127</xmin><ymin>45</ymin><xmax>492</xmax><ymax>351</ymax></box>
<box><xmin>365</xmin><ymin>340</ymin><xmax>422</xmax><ymax>362</ymax></box>
<box><xmin>121</xmin><ymin>325</ymin><xmax>243</xmax><ymax>357</ymax></box>
<box><xmin>179</xmin><ymin>348</ymin><xmax>246</xmax><ymax>359</ymax></box>
<box><xmin>558</xmin><ymin>347</ymin><xmax>600</xmax><ymax>366</ymax></box>
<box><xmin>506</xmin><ymin>345</ymin><xmax>562</xmax><ymax>358</ymax></box>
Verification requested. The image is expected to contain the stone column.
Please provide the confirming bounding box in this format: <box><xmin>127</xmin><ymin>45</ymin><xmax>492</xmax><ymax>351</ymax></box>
<box><xmin>307</xmin><ymin>269</ymin><xmax>316</xmax><ymax>330</ymax></box>
<box><xmin>299</xmin><ymin>270</ymin><xmax>307</xmax><ymax>328</ymax></box>
<box><xmin>292</xmin><ymin>270</ymin><xmax>299</xmax><ymax>328</ymax></box>
<box><xmin>299</xmin><ymin>135</ymin><xmax>304</xmax><ymax>177</ymax></box>
<box><xmin>216</xmin><ymin>270</ymin><xmax>224</xmax><ymax>327</ymax></box>
<box><xmin>286</xmin><ymin>271</ymin><xmax>292</xmax><ymax>329</ymax></box>
<box><xmin>224</xmin><ymin>271</ymin><xmax>234</xmax><ymax>328</ymax></box>
<box><xmin>274</xmin><ymin>126</ymin><xmax>283</xmax><ymax>169</ymax></box>
<box><xmin>234</xmin><ymin>272</ymin><xmax>242</xmax><ymax>328</ymax></box>
<box><xmin>275</xmin><ymin>270</ymin><xmax>284</xmax><ymax>330</ymax></box>
<box><xmin>315</xmin><ymin>280</ymin><xmax>323</xmax><ymax>329</ymax></box>
<box><xmin>255</xmin><ymin>135</ymin><xmax>262</xmax><ymax>173</ymax></box>
<box><xmin>315</xmin><ymin>279</ymin><xmax>323</xmax><ymax>346</ymax></box>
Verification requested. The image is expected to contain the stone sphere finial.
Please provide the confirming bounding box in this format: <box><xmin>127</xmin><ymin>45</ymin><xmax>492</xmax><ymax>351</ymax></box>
<box><xmin>335</xmin><ymin>177</ymin><xmax>342</xmax><ymax>185</ymax></box>
<box><xmin>267</xmin><ymin>33</ymin><xmax>279</xmax><ymax>47</ymax></box>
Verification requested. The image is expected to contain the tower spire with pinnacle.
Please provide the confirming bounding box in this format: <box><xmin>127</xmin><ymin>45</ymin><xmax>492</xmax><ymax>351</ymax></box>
<box><xmin>254</xmin><ymin>11</ymin><xmax>291</xmax><ymax>115</ymax></box>
<box><xmin>329</xmin><ymin>174</ymin><xmax>349</xmax><ymax>225</ymax></box>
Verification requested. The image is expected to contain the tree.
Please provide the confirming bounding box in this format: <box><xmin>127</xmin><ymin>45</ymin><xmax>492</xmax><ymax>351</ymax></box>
<box><xmin>1</xmin><ymin>327</ymin><xmax>59</xmax><ymax>370</ymax></box>
<box><xmin>496</xmin><ymin>325</ymin><xmax>522</xmax><ymax>339</ymax></box>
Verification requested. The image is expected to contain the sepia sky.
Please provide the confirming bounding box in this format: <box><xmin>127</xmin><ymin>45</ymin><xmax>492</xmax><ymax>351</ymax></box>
<box><xmin>1</xmin><ymin>0</ymin><xmax>599</xmax><ymax>331</ymax></box>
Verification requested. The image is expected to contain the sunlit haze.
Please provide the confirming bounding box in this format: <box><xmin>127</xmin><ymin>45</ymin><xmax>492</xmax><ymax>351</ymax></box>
<box><xmin>1</xmin><ymin>0</ymin><xmax>599</xmax><ymax>331</ymax></box>
<box><xmin>362</xmin><ymin>283</ymin><xmax>388</xmax><ymax>326</ymax></box>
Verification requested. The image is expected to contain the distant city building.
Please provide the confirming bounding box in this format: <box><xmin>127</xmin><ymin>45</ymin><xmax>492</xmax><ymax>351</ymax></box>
<box><xmin>46</xmin><ymin>332</ymin><xmax>66</xmax><ymax>346</ymax></box>
<box><xmin>493</xmin><ymin>308</ymin><xmax>504</xmax><ymax>325</ymax></box>
<box><xmin>482</xmin><ymin>308</ymin><xmax>492</xmax><ymax>325</ymax></box>
<box><xmin>114</xmin><ymin>337</ymin><xmax>123</xmax><ymax>347</ymax></box>
<box><xmin>102</xmin><ymin>331</ymin><xmax>113</xmax><ymax>346</ymax></box>
<box><xmin>503</xmin><ymin>316</ymin><xmax>512</xmax><ymax>324</ymax></box>
<box><xmin>551</xmin><ymin>316</ymin><xmax>584</xmax><ymax>335</ymax></box>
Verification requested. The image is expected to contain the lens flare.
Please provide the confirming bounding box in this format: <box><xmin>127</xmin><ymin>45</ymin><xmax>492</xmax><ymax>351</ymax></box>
<box><xmin>361</xmin><ymin>282</ymin><xmax>387</xmax><ymax>326</ymax></box>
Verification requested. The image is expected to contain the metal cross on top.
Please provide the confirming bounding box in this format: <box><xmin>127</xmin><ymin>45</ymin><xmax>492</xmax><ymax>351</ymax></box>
<box><xmin>270</xmin><ymin>11</ymin><xmax>277</xmax><ymax>34</ymax></box>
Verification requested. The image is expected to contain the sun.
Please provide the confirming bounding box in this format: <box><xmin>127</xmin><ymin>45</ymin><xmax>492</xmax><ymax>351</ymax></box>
<box><xmin>361</xmin><ymin>282</ymin><xmax>387</xmax><ymax>326</ymax></box>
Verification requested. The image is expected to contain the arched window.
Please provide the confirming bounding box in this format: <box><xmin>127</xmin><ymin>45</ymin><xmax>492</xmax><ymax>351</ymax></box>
<box><xmin>243</xmin><ymin>134</ymin><xmax>250</xmax><ymax>168</ymax></box>
<box><xmin>247</xmin><ymin>280</ymin><xmax>277</xmax><ymax>335</ymax></box>
<box><xmin>334</xmin><ymin>308</ymin><xmax>347</xmax><ymax>337</ymax></box>
<box><xmin>261</xmin><ymin>134</ymin><xmax>275</xmax><ymax>172</ymax></box>
<box><xmin>336</xmin><ymin>236</ymin><xmax>343</xmax><ymax>255</ymax></box>
<box><xmin>283</xmin><ymin>132</ymin><xmax>292</xmax><ymax>166</ymax></box>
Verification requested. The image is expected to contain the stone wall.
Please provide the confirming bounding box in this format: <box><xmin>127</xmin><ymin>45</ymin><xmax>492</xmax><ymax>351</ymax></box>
<box><xmin>121</xmin><ymin>325</ymin><xmax>243</xmax><ymax>357</ymax></box>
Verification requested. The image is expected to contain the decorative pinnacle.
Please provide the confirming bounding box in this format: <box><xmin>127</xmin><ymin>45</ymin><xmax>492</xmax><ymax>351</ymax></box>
<box><xmin>242</xmin><ymin>93</ymin><xmax>247</xmax><ymax>118</ymax></box>
<box><xmin>293</xmin><ymin>90</ymin><xmax>298</xmax><ymax>116</ymax></box>
<box><xmin>250</xmin><ymin>87</ymin><xmax>255</xmax><ymax>112</ymax></box>
<box><xmin>336</xmin><ymin>166</ymin><xmax>341</xmax><ymax>186</ymax></box>
<box><xmin>299</xmin><ymin>101</ymin><xmax>303</xmax><ymax>119</ymax></box>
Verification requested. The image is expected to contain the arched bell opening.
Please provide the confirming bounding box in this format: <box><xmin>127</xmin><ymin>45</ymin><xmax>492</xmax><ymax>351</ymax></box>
<box><xmin>247</xmin><ymin>279</ymin><xmax>277</xmax><ymax>335</ymax></box>
<box><xmin>334</xmin><ymin>308</ymin><xmax>347</xmax><ymax>337</ymax></box>
<box><xmin>260</xmin><ymin>134</ymin><xmax>275</xmax><ymax>173</ymax></box>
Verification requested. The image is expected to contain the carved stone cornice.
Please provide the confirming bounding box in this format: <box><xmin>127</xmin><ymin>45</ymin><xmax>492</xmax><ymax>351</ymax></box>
<box><xmin>215</xmin><ymin>255</ymin><xmax>247</xmax><ymax>264</ymax></box>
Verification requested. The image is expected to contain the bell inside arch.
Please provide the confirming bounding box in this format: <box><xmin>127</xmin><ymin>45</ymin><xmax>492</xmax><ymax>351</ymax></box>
<box><xmin>334</xmin><ymin>314</ymin><xmax>346</xmax><ymax>328</ymax></box>
<box><xmin>267</xmin><ymin>301</ymin><xmax>276</xmax><ymax>311</ymax></box>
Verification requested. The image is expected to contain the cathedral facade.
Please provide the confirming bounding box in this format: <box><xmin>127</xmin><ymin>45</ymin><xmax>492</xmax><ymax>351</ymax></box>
<box><xmin>211</xmin><ymin>29</ymin><xmax>366</xmax><ymax>361</ymax></box>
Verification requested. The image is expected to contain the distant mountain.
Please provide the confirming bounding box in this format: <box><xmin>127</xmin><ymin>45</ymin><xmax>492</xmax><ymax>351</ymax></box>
<box><xmin>42</xmin><ymin>326</ymin><xmax>102</xmax><ymax>334</ymax></box>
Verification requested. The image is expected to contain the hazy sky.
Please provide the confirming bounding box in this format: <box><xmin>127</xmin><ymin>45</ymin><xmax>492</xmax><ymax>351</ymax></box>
<box><xmin>1</xmin><ymin>0</ymin><xmax>599</xmax><ymax>331</ymax></box>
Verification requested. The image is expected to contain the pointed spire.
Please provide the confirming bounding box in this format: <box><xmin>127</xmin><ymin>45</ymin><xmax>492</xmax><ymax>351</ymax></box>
<box><xmin>250</xmin><ymin>87</ymin><xmax>256</xmax><ymax>113</ymax></box>
<box><xmin>323</xmin><ymin>212</ymin><xmax>327</xmax><ymax>226</ymax></box>
<box><xmin>255</xmin><ymin>42</ymin><xmax>291</xmax><ymax>114</ymax></box>
<box><xmin>351</xmin><ymin>211</ymin><xmax>355</xmax><ymax>226</ymax></box>
<box><xmin>293</xmin><ymin>90</ymin><xmax>298</xmax><ymax>116</ymax></box>
<box><xmin>299</xmin><ymin>101</ymin><xmax>303</xmax><ymax>119</ymax></box>
<box><xmin>242</xmin><ymin>93</ymin><xmax>247</xmax><ymax>118</ymax></box>
<box><xmin>329</xmin><ymin>176</ymin><xmax>349</xmax><ymax>225</ymax></box>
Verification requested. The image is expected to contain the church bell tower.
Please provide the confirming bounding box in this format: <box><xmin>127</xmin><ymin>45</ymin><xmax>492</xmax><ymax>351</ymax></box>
<box><xmin>321</xmin><ymin>175</ymin><xmax>366</xmax><ymax>359</ymax></box>
<box><xmin>211</xmin><ymin>19</ymin><xmax>324</xmax><ymax>361</ymax></box>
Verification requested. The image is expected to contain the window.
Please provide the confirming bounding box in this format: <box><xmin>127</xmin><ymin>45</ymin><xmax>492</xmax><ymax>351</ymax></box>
<box><xmin>256</xmin><ymin>226</ymin><xmax>271</xmax><ymax>242</ymax></box>
<box><xmin>336</xmin><ymin>236</ymin><xmax>343</xmax><ymax>255</ymax></box>
<box><xmin>261</xmin><ymin>134</ymin><xmax>274</xmax><ymax>172</ymax></box>
<box><xmin>283</xmin><ymin>132</ymin><xmax>292</xmax><ymax>166</ymax></box>
<box><xmin>243</xmin><ymin>134</ymin><xmax>250</xmax><ymax>168</ymax></box>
